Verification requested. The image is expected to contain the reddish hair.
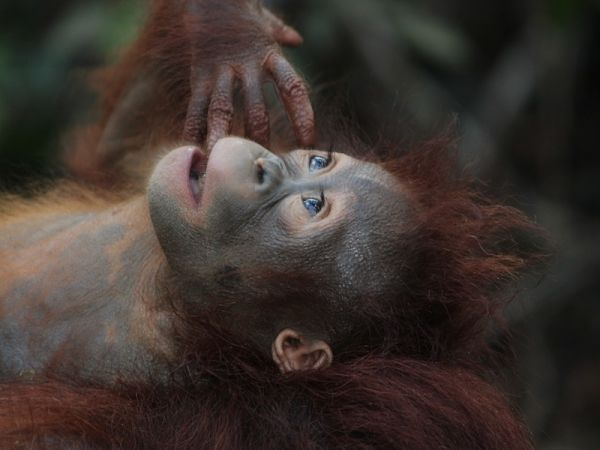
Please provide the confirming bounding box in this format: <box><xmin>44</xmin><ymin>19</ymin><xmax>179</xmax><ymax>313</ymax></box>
<box><xmin>278</xmin><ymin>125</ymin><xmax>548</xmax><ymax>364</ymax></box>
<box><xmin>378</xmin><ymin>134</ymin><xmax>546</xmax><ymax>359</ymax></box>
<box><xmin>0</xmin><ymin>131</ymin><xmax>545</xmax><ymax>448</ymax></box>
<box><xmin>6</xmin><ymin>0</ymin><xmax>548</xmax><ymax>444</ymax></box>
<box><xmin>1</xmin><ymin>334</ymin><xmax>533</xmax><ymax>449</ymax></box>
<box><xmin>65</xmin><ymin>0</ymin><xmax>277</xmax><ymax>181</ymax></box>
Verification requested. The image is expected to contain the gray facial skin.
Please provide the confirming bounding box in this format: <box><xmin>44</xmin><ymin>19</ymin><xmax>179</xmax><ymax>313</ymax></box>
<box><xmin>148</xmin><ymin>138</ymin><xmax>413</xmax><ymax>349</ymax></box>
<box><xmin>0</xmin><ymin>138</ymin><xmax>413</xmax><ymax>383</ymax></box>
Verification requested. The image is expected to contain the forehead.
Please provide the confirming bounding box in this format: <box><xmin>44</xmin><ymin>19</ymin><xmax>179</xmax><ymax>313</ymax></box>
<box><xmin>332</xmin><ymin>158</ymin><xmax>410</xmax><ymax>243</ymax></box>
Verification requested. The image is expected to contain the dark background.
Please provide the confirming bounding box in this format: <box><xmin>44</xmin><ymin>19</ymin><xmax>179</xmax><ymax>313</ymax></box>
<box><xmin>1</xmin><ymin>0</ymin><xmax>599</xmax><ymax>447</ymax></box>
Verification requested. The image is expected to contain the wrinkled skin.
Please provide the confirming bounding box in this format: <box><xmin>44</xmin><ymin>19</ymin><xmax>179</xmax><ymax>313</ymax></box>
<box><xmin>0</xmin><ymin>138</ymin><xmax>411</xmax><ymax>382</ymax></box>
<box><xmin>182</xmin><ymin>0</ymin><xmax>314</xmax><ymax>149</ymax></box>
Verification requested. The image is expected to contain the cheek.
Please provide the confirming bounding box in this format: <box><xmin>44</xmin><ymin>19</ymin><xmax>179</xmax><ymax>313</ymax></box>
<box><xmin>278</xmin><ymin>193</ymin><xmax>352</xmax><ymax>238</ymax></box>
<box><xmin>277</xmin><ymin>197</ymin><xmax>306</xmax><ymax>233</ymax></box>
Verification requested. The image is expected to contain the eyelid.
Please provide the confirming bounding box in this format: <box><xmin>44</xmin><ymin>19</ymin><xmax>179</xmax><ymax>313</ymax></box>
<box><xmin>327</xmin><ymin>146</ymin><xmax>334</xmax><ymax>161</ymax></box>
<box><xmin>300</xmin><ymin>189</ymin><xmax>331</xmax><ymax>220</ymax></box>
<box><xmin>307</xmin><ymin>151</ymin><xmax>336</xmax><ymax>175</ymax></box>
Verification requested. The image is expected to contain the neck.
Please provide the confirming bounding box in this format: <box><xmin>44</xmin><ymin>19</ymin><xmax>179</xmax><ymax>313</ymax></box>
<box><xmin>0</xmin><ymin>195</ymin><xmax>168</xmax><ymax>306</ymax></box>
<box><xmin>0</xmin><ymin>194</ymin><xmax>177</xmax><ymax>383</ymax></box>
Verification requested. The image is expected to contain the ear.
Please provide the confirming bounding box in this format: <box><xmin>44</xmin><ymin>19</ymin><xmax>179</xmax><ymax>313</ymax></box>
<box><xmin>271</xmin><ymin>329</ymin><xmax>333</xmax><ymax>373</ymax></box>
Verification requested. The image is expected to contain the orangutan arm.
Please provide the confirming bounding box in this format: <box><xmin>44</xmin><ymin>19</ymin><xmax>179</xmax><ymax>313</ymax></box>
<box><xmin>65</xmin><ymin>0</ymin><xmax>314</xmax><ymax>183</ymax></box>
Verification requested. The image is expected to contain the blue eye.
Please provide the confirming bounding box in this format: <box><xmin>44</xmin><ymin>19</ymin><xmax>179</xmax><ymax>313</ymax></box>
<box><xmin>309</xmin><ymin>155</ymin><xmax>329</xmax><ymax>172</ymax></box>
<box><xmin>303</xmin><ymin>197</ymin><xmax>323</xmax><ymax>216</ymax></box>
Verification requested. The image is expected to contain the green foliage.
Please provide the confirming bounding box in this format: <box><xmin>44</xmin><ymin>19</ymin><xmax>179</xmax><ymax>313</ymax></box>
<box><xmin>0</xmin><ymin>0</ymin><xmax>144</xmax><ymax>183</ymax></box>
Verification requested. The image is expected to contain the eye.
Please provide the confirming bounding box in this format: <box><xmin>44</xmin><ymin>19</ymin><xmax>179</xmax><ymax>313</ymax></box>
<box><xmin>309</xmin><ymin>155</ymin><xmax>330</xmax><ymax>172</ymax></box>
<box><xmin>303</xmin><ymin>197</ymin><xmax>323</xmax><ymax>217</ymax></box>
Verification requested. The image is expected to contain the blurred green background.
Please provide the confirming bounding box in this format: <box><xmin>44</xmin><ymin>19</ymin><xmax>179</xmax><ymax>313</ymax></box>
<box><xmin>1</xmin><ymin>0</ymin><xmax>599</xmax><ymax>447</ymax></box>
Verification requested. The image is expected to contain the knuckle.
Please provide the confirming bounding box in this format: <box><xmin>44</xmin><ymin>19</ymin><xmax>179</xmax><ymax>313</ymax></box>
<box><xmin>283</xmin><ymin>77</ymin><xmax>308</xmax><ymax>100</ymax></box>
<box><xmin>210</xmin><ymin>97</ymin><xmax>234</xmax><ymax>120</ymax></box>
<box><xmin>183</xmin><ymin>115</ymin><xmax>204</xmax><ymax>141</ymax></box>
<box><xmin>247</xmin><ymin>104</ymin><xmax>269</xmax><ymax>127</ymax></box>
<box><xmin>183</xmin><ymin>123</ymin><xmax>198</xmax><ymax>140</ymax></box>
<box><xmin>208</xmin><ymin>122</ymin><xmax>227</xmax><ymax>142</ymax></box>
<box><xmin>262</xmin><ymin>49</ymin><xmax>280</xmax><ymax>69</ymax></box>
<box><xmin>186</xmin><ymin>109</ymin><xmax>206</xmax><ymax>127</ymax></box>
<box><xmin>296</xmin><ymin>115</ymin><xmax>315</xmax><ymax>143</ymax></box>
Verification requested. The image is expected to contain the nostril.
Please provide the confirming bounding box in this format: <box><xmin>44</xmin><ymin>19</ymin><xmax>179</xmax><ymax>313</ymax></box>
<box><xmin>255</xmin><ymin>160</ymin><xmax>266</xmax><ymax>184</ymax></box>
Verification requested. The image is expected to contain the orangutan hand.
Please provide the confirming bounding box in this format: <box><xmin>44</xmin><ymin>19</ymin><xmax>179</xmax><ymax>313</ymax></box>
<box><xmin>182</xmin><ymin>0</ymin><xmax>315</xmax><ymax>150</ymax></box>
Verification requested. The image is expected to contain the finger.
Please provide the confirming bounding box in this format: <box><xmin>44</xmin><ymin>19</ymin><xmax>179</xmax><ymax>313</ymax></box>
<box><xmin>206</xmin><ymin>65</ymin><xmax>235</xmax><ymax>151</ymax></box>
<box><xmin>275</xmin><ymin>25</ymin><xmax>303</xmax><ymax>48</ymax></box>
<box><xmin>265</xmin><ymin>53</ymin><xmax>315</xmax><ymax>147</ymax></box>
<box><xmin>242</xmin><ymin>70</ymin><xmax>270</xmax><ymax>147</ymax></box>
<box><xmin>183</xmin><ymin>78</ymin><xmax>211</xmax><ymax>144</ymax></box>
<box><xmin>264</xmin><ymin>9</ymin><xmax>303</xmax><ymax>47</ymax></box>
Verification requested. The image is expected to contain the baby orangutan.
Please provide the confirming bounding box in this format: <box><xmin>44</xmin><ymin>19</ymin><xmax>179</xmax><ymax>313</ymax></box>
<box><xmin>0</xmin><ymin>0</ymin><xmax>544</xmax><ymax>448</ymax></box>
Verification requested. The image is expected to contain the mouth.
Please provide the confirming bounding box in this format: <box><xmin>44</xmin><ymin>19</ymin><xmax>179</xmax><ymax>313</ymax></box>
<box><xmin>188</xmin><ymin>148</ymin><xmax>208</xmax><ymax>206</ymax></box>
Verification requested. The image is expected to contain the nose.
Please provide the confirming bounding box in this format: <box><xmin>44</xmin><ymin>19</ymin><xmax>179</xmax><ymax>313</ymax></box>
<box><xmin>254</xmin><ymin>153</ymin><xmax>286</xmax><ymax>193</ymax></box>
<box><xmin>203</xmin><ymin>137</ymin><xmax>285</xmax><ymax>201</ymax></box>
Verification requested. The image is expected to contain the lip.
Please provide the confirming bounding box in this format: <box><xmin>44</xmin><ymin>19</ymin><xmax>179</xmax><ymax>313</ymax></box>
<box><xmin>187</xmin><ymin>147</ymin><xmax>208</xmax><ymax>207</ymax></box>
